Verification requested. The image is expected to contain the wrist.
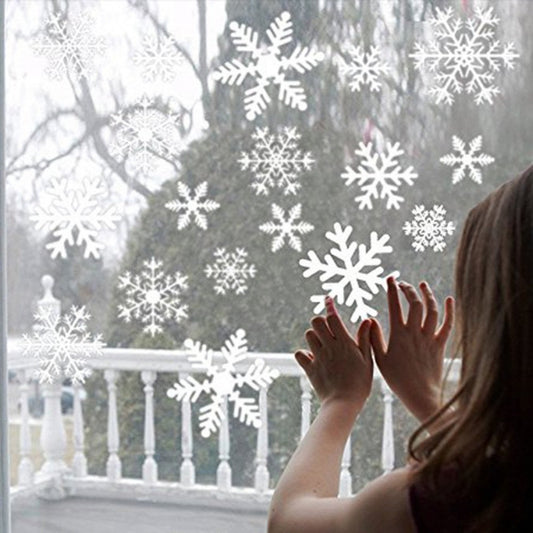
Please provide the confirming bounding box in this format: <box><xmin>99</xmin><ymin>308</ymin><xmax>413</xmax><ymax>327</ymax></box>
<box><xmin>321</xmin><ymin>396</ymin><xmax>363</xmax><ymax>417</ymax></box>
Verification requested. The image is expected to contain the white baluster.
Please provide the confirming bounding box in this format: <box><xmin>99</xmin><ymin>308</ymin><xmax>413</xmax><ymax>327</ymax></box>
<box><xmin>299</xmin><ymin>376</ymin><xmax>312</xmax><ymax>440</ymax></box>
<box><xmin>338</xmin><ymin>435</ymin><xmax>352</xmax><ymax>497</ymax></box>
<box><xmin>142</xmin><ymin>370</ymin><xmax>158</xmax><ymax>484</ymax></box>
<box><xmin>254</xmin><ymin>385</ymin><xmax>270</xmax><ymax>493</ymax></box>
<box><xmin>216</xmin><ymin>396</ymin><xmax>231</xmax><ymax>491</ymax></box>
<box><xmin>381</xmin><ymin>378</ymin><xmax>395</xmax><ymax>474</ymax></box>
<box><xmin>71</xmin><ymin>382</ymin><xmax>87</xmax><ymax>477</ymax></box>
<box><xmin>179</xmin><ymin>372</ymin><xmax>195</xmax><ymax>487</ymax></box>
<box><xmin>17</xmin><ymin>368</ymin><xmax>33</xmax><ymax>486</ymax></box>
<box><xmin>105</xmin><ymin>369</ymin><xmax>121</xmax><ymax>481</ymax></box>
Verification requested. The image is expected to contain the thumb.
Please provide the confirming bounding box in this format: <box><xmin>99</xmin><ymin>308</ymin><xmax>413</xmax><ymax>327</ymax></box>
<box><xmin>369</xmin><ymin>319</ymin><xmax>387</xmax><ymax>366</ymax></box>
<box><xmin>294</xmin><ymin>350</ymin><xmax>313</xmax><ymax>374</ymax></box>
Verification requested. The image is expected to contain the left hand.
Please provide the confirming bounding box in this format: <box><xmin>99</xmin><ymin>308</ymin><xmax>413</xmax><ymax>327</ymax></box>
<box><xmin>294</xmin><ymin>296</ymin><xmax>374</xmax><ymax>410</ymax></box>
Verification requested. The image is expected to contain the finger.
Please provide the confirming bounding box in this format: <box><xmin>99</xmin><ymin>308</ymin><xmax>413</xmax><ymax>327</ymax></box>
<box><xmin>369</xmin><ymin>318</ymin><xmax>387</xmax><ymax>366</ymax></box>
<box><xmin>305</xmin><ymin>328</ymin><xmax>322</xmax><ymax>355</ymax></box>
<box><xmin>294</xmin><ymin>350</ymin><xmax>313</xmax><ymax>374</ymax></box>
<box><xmin>325</xmin><ymin>296</ymin><xmax>351</xmax><ymax>340</ymax></box>
<box><xmin>356</xmin><ymin>319</ymin><xmax>372</xmax><ymax>362</ymax></box>
<box><xmin>420</xmin><ymin>281</ymin><xmax>439</xmax><ymax>334</ymax></box>
<box><xmin>387</xmin><ymin>276</ymin><xmax>405</xmax><ymax>328</ymax></box>
<box><xmin>398</xmin><ymin>281</ymin><xmax>424</xmax><ymax>328</ymax></box>
<box><xmin>435</xmin><ymin>296</ymin><xmax>455</xmax><ymax>344</ymax></box>
<box><xmin>310</xmin><ymin>316</ymin><xmax>333</xmax><ymax>345</ymax></box>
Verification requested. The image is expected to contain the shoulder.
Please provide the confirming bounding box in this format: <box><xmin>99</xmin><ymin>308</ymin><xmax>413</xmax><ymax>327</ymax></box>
<box><xmin>268</xmin><ymin>467</ymin><xmax>418</xmax><ymax>533</ymax></box>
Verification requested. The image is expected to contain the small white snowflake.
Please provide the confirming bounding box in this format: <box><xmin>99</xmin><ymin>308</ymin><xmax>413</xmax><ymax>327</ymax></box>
<box><xmin>117</xmin><ymin>257</ymin><xmax>188</xmax><ymax>337</ymax></box>
<box><xmin>32</xmin><ymin>10</ymin><xmax>106</xmax><ymax>81</ymax></box>
<box><xmin>133</xmin><ymin>35</ymin><xmax>184</xmax><ymax>83</ymax></box>
<box><xmin>205</xmin><ymin>248</ymin><xmax>256</xmax><ymax>295</ymax></box>
<box><xmin>339</xmin><ymin>45</ymin><xmax>390</xmax><ymax>92</ymax></box>
<box><xmin>23</xmin><ymin>306</ymin><xmax>104</xmax><ymax>385</ymax></box>
<box><xmin>167</xmin><ymin>329</ymin><xmax>279</xmax><ymax>438</ymax></box>
<box><xmin>259</xmin><ymin>203</ymin><xmax>314</xmax><ymax>252</ymax></box>
<box><xmin>299</xmin><ymin>223</ymin><xmax>400</xmax><ymax>323</ymax></box>
<box><xmin>341</xmin><ymin>141</ymin><xmax>418</xmax><ymax>210</ymax></box>
<box><xmin>31</xmin><ymin>177</ymin><xmax>121</xmax><ymax>260</ymax></box>
<box><xmin>238</xmin><ymin>127</ymin><xmax>314</xmax><ymax>196</ymax></box>
<box><xmin>110</xmin><ymin>94</ymin><xmax>183</xmax><ymax>175</ymax></box>
<box><xmin>403</xmin><ymin>204</ymin><xmax>456</xmax><ymax>252</ymax></box>
<box><xmin>410</xmin><ymin>6</ymin><xmax>519</xmax><ymax>105</ymax></box>
<box><xmin>440</xmin><ymin>135</ymin><xmax>495</xmax><ymax>184</ymax></box>
<box><xmin>165</xmin><ymin>181</ymin><xmax>220</xmax><ymax>230</ymax></box>
<box><xmin>213</xmin><ymin>10</ymin><xmax>324</xmax><ymax>120</ymax></box>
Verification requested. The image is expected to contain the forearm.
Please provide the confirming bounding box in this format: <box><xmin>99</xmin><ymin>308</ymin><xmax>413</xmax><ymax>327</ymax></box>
<box><xmin>268</xmin><ymin>398</ymin><xmax>360</xmax><ymax>518</ymax></box>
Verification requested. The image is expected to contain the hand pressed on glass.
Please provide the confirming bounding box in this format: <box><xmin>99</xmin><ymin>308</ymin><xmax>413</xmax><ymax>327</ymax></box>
<box><xmin>294</xmin><ymin>295</ymin><xmax>373</xmax><ymax>411</ymax></box>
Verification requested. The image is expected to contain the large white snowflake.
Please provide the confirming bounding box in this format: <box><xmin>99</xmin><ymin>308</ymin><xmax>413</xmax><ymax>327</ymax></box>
<box><xmin>117</xmin><ymin>257</ymin><xmax>188</xmax><ymax>337</ymax></box>
<box><xmin>133</xmin><ymin>35</ymin><xmax>184</xmax><ymax>83</ymax></box>
<box><xmin>440</xmin><ymin>135</ymin><xmax>495</xmax><ymax>184</ymax></box>
<box><xmin>339</xmin><ymin>45</ymin><xmax>390</xmax><ymax>92</ymax></box>
<box><xmin>299</xmin><ymin>223</ymin><xmax>400</xmax><ymax>323</ymax></box>
<box><xmin>32</xmin><ymin>10</ymin><xmax>106</xmax><ymax>80</ymax></box>
<box><xmin>31</xmin><ymin>177</ymin><xmax>121</xmax><ymax>260</ymax></box>
<box><xmin>213</xmin><ymin>10</ymin><xmax>324</xmax><ymax>121</ymax></box>
<box><xmin>409</xmin><ymin>6</ymin><xmax>519</xmax><ymax>105</ymax></box>
<box><xmin>165</xmin><ymin>181</ymin><xmax>220</xmax><ymax>230</ymax></box>
<box><xmin>259</xmin><ymin>203</ymin><xmax>314</xmax><ymax>253</ymax></box>
<box><xmin>403</xmin><ymin>204</ymin><xmax>456</xmax><ymax>253</ymax></box>
<box><xmin>110</xmin><ymin>95</ymin><xmax>183</xmax><ymax>175</ymax></box>
<box><xmin>238</xmin><ymin>127</ymin><xmax>314</xmax><ymax>196</ymax></box>
<box><xmin>205</xmin><ymin>248</ymin><xmax>256</xmax><ymax>295</ymax></box>
<box><xmin>23</xmin><ymin>306</ymin><xmax>104</xmax><ymax>385</ymax></box>
<box><xmin>341</xmin><ymin>141</ymin><xmax>418</xmax><ymax>210</ymax></box>
<box><xmin>167</xmin><ymin>329</ymin><xmax>280</xmax><ymax>438</ymax></box>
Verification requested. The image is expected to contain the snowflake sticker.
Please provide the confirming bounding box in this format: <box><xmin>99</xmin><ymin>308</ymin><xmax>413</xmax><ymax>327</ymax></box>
<box><xmin>133</xmin><ymin>35</ymin><xmax>184</xmax><ymax>83</ymax></box>
<box><xmin>31</xmin><ymin>177</ymin><xmax>121</xmax><ymax>260</ymax></box>
<box><xmin>239</xmin><ymin>127</ymin><xmax>314</xmax><ymax>196</ymax></box>
<box><xmin>299</xmin><ymin>223</ymin><xmax>400</xmax><ymax>323</ymax></box>
<box><xmin>23</xmin><ymin>306</ymin><xmax>104</xmax><ymax>385</ymax></box>
<box><xmin>403</xmin><ymin>204</ymin><xmax>456</xmax><ymax>252</ymax></box>
<box><xmin>165</xmin><ymin>181</ymin><xmax>220</xmax><ymax>230</ymax></box>
<box><xmin>117</xmin><ymin>257</ymin><xmax>188</xmax><ymax>337</ymax></box>
<box><xmin>440</xmin><ymin>135</ymin><xmax>495</xmax><ymax>184</ymax></box>
<box><xmin>341</xmin><ymin>141</ymin><xmax>418</xmax><ymax>210</ymax></box>
<box><xmin>410</xmin><ymin>6</ymin><xmax>519</xmax><ymax>105</ymax></box>
<box><xmin>213</xmin><ymin>11</ymin><xmax>324</xmax><ymax>120</ymax></box>
<box><xmin>167</xmin><ymin>329</ymin><xmax>279</xmax><ymax>438</ymax></box>
<box><xmin>205</xmin><ymin>248</ymin><xmax>256</xmax><ymax>295</ymax></box>
<box><xmin>259</xmin><ymin>203</ymin><xmax>314</xmax><ymax>252</ymax></box>
<box><xmin>339</xmin><ymin>45</ymin><xmax>390</xmax><ymax>92</ymax></box>
<box><xmin>32</xmin><ymin>10</ymin><xmax>106</xmax><ymax>80</ymax></box>
<box><xmin>110</xmin><ymin>94</ymin><xmax>183</xmax><ymax>175</ymax></box>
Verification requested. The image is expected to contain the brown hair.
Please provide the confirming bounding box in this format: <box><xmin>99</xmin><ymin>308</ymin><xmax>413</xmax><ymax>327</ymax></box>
<box><xmin>406</xmin><ymin>164</ymin><xmax>533</xmax><ymax>532</ymax></box>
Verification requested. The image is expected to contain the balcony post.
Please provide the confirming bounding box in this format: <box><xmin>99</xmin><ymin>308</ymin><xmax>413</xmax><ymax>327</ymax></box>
<box><xmin>254</xmin><ymin>384</ymin><xmax>270</xmax><ymax>493</ymax></box>
<box><xmin>71</xmin><ymin>381</ymin><xmax>87</xmax><ymax>477</ymax></box>
<box><xmin>338</xmin><ymin>435</ymin><xmax>352</xmax><ymax>497</ymax></box>
<box><xmin>141</xmin><ymin>370</ymin><xmax>158</xmax><ymax>484</ymax></box>
<box><xmin>216</xmin><ymin>396</ymin><xmax>231</xmax><ymax>491</ymax></box>
<box><xmin>17</xmin><ymin>368</ymin><xmax>33</xmax><ymax>486</ymax></box>
<box><xmin>179</xmin><ymin>372</ymin><xmax>195</xmax><ymax>487</ymax></box>
<box><xmin>105</xmin><ymin>369</ymin><xmax>121</xmax><ymax>481</ymax></box>
<box><xmin>299</xmin><ymin>376</ymin><xmax>312</xmax><ymax>440</ymax></box>
<box><xmin>380</xmin><ymin>378</ymin><xmax>395</xmax><ymax>474</ymax></box>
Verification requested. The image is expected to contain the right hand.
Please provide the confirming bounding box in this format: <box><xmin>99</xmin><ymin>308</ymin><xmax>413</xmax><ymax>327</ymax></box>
<box><xmin>369</xmin><ymin>276</ymin><xmax>455</xmax><ymax>422</ymax></box>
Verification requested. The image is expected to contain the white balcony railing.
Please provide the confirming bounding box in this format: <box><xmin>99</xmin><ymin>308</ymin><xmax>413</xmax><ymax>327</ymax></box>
<box><xmin>7</xmin><ymin>276</ymin><xmax>461</xmax><ymax>506</ymax></box>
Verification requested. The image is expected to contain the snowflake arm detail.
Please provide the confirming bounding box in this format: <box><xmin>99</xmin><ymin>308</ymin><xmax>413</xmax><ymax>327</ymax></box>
<box><xmin>133</xmin><ymin>35</ymin><xmax>184</xmax><ymax>83</ymax></box>
<box><xmin>339</xmin><ymin>45</ymin><xmax>390</xmax><ymax>92</ymax></box>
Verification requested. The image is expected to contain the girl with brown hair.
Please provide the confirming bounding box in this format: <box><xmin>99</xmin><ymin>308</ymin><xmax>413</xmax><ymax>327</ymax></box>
<box><xmin>268</xmin><ymin>164</ymin><xmax>533</xmax><ymax>532</ymax></box>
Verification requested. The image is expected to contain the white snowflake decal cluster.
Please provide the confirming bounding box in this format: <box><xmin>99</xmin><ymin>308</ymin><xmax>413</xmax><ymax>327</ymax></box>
<box><xmin>110</xmin><ymin>95</ymin><xmax>183</xmax><ymax>175</ymax></box>
<box><xmin>133</xmin><ymin>35</ymin><xmax>184</xmax><ymax>83</ymax></box>
<box><xmin>403</xmin><ymin>204</ymin><xmax>456</xmax><ymax>252</ymax></box>
<box><xmin>205</xmin><ymin>248</ymin><xmax>256</xmax><ymax>295</ymax></box>
<box><xmin>167</xmin><ymin>329</ymin><xmax>280</xmax><ymax>438</ymax></box>
<box><xmin>259</xmin><ymin>203</ymin><xmax>314</xmax><ymax>253</ymax></box>
<box><xmin>32</xmin><ymin>10</ymin><xmax>106</xmax><ymax>81</ymax></box>
<box><xmin>410</xmin><ymin>6</ymin><xmax>519</xmax><ymax>105</ymax></box>
<box><xmin>300</xmin><ymin>223</ymin><xmax>400</xmax><ymax>323</ymax></box>
<box><xmin>239</xmin><ymin>127</ymin><xmax>314</xmax><ymax>196</ymax></box>
<box><xmin>341</xmin><ymin>141</ymin><xmax>418</xmax><ymax>210</ymax></box>
<box><xmin>23</xmin><ymin>306</ymin><xmax>104</xmax><ymax>385</ymax></box>
<box><xmin>31</xmin><ymin>177</ymin><xmax>121</xmax><ymax>260</ymax></box>
<box><xmin>440</xmin><ymin>135</ymin><xmax>494</xmax><ymax>184</ymax></box>
<box><xmin>165</xmin><ymin>181</ymin><xmax>220</xmax><ymax>230</ymax></box>
<box><xmin>117</xmin><ymin>257</ymin><xmax>188</xmax><ymax>337</ymax></box>
<box><xmin>213</xmin><ymin>11</ymin><xmax>324</xmax><ymax>120</ymax></box>
<box><xmin>339</xmin><ymin>45</ymin><xmax>390</xmax><ymax>92</ymax></box>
